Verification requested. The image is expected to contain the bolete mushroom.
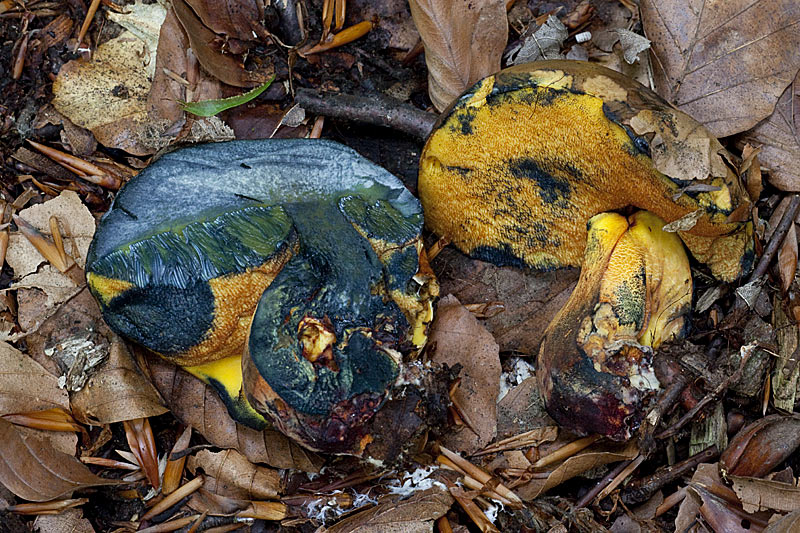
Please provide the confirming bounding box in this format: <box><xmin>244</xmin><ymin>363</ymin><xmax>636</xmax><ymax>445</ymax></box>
<box><xmin>87</xmin><ymin>139</ymin><xmax>438</xmax><ymax>455</ymax></box>
<box><xmin>418</xmin><ymin>60</ymin><xmax>754</xmax><ymax>439</ymax></box>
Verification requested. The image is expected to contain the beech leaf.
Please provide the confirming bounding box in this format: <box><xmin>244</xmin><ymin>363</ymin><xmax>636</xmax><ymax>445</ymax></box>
<box><xmin>408</xmin><ymin>0</ymin><xmax>507</xmax><ymax>111</ymax></box>
<box><xmin>641</xmin><ymin>0</ymin><xmax>800</xmax><ymax>137</ymax></box>
<box><xmin>0</xmin><ymin>419</ymin><xmax>117</xmax><ymax>502</ymax></box>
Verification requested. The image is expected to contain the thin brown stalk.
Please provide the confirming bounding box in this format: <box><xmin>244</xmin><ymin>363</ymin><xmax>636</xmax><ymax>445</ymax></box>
<box><xmin>75</xmin><ymin>0</ymin><xmax>101</xmax><ymax>48</ymax></box>
<box><xmin>140</xmin><ymin>476</ymin><xmax>204</xmax><ymax>521</ymax></box>
<box><xmin>530</xmin><ymin>434</ymin><xmax>601</xmax><ymax>469</ymax></box>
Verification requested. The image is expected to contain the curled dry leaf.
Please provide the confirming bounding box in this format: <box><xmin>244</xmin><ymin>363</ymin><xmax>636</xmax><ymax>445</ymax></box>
<box><xmin>641</xmin><ymin>0</ymin><xmax>800</xmax><ymax>137</ymax></box>
<box><xmin>408</xmin><ymin>0</ymin><xmax>507</xmax><ymax>111</ymax></box>
<box><xmin>427</xmin><ymin>294</ymin><xmax>500</xmax><ymax>454</ymax></box>
<box><xmin>69</xmin><ymin>336</ymin><xmax>167</xmax><ymax>424</ymax></box>
<box><xmin>172</xmin><ymin>0</ymin><xmax>273</xmax><ymax>88</ymax></box>
<box><xmin>516</xmin><ymin>440</ymin><xmax>638</xmax><ymax>501</ymax></box>
<box><xmin>0</xmin><ymin>341</ymin><xmax>68</xmax><ymax>416</ymax></box>
<box><xmin>321</xmin><ymin>487</ymin><xmax>453</xmax><ymax>533</ymax></box>
<box><xmin>744</xmin><ymin>72</ymin><xmax>800</xmax><ymax>192</ymax></box>
<box><xmin>0</xmin><ymin>418</ymin><xmax>117</xmax><ymax>502</ymax></box>
<box><xmin>146</xmin><ymin>352</ymin><xmax>322</xmax><ymax>472</ymax></box>
<box><xmin>720</xmin><ymin>414</ymin><xmax>800</xmax><ymax>478</ymax></box>
<box><xmin>187</xmin><ymin>449</ymin><xmax>280</xmax><ymax>500</ymax></box>
<box><xmin>185</xmin><ymin>0</ymin><xmax>267</xmax><ymax>44</ymax></box>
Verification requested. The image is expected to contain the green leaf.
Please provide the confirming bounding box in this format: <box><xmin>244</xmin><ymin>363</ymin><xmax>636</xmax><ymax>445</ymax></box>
<box><xmin>180</xmin><ymin>76</ymin><xmax>276</xmax><ymax>117</ymax></box>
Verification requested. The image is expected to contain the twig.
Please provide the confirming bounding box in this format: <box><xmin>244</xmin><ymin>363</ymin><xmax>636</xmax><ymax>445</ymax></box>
<box><xmin>748</xmin><ymin>194</ymin><xmax>800</xmax><ymax>283</ymax></box>
<box><xmin>621</xmin><ymin>445</ymin><xmax>718</xmax><ymax>506</ymax></box>
<box><xmin>655</xmin><ymin>486</ymin><xmax>687</xmax><ymax>517</ymax></box>
<box><xmin>657</xmin><ymin>343</ymin><xmax>756</xmax><ymax>439</ymax></box>
<box><xmin>295</xmin><ymin>88</ymin><xmax>438</xmax><ymax>140</ymax></box>
<box><xmin>575</xmin><ymin>457</ymin><xmax>636</xmax><ymax>508</ymax></box>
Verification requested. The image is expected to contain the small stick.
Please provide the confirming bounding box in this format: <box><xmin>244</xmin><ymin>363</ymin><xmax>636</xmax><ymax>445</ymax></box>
<box><xmin>621</xmin><ymin>445</ymin><xmax>718</xmax><ymax>506</ymax></box>
<box><xmin>530</xmin><ymin>434</ymin><xmax>601</xmax><ymax>469</ymax></box>
<box><xmin>657</xmin><ymin>344</ymin><xmax>755</xmax><ymax>439</ymax></box>
<box><xmin>595</xmin><ymin>454</ymin><xmax>645</xmax><ymax>503</ymax></box>
<box><xmin>140</xmin><ymin>476</ymin><xmax>204</xmax><ymax>521</ymax></box>
<box><xmin>439</xmin><ymin>446</ymin><xmax>522</xmax><ymax>506</ymax></box>
<box><xmin>295</xmin><ymin>88</ymin><xmax>438</xmax><ymax>140</ymax></box>
<box><xmin>75</xmin><ymin>0</ymin><xmax>102</xmax><ymax>49</ymax></box>
<box><xmin>575</xmin><ymin>459</ymin><xmax>632</xmax><ymax>508</ymax></box>
<box><xmin>655</xmin><ymin>486</ymin><xmax>688</xmax><ymax>517</ymax></box>
<box><xmin>748</xmin><ymin>194</ymin><xmax>800</xmax><ymax>283</ymax></box>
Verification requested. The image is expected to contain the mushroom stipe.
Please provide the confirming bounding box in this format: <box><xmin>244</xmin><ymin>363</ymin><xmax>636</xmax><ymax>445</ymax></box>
<box><xmin>87</xmin><ymin>139</ymin><xmax>438</xmax><ymax>455</ymax></box>
<box><xmin>419</xmin><ymin>60</ymin><xmax>754</xmax><ymax>440</ymax></box>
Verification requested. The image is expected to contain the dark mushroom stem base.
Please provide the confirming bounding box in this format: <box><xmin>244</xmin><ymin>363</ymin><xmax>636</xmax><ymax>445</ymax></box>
<box><xmin>87</xmin><ymin>140</ymin><xmax>437</xmax><ymax>456</ymax></box>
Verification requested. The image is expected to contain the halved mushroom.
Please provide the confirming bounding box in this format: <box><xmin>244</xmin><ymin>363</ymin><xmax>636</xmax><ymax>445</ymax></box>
<box><xmin>418</xmin><ymin>60</ymin><xmax>754</xmax><ymax>439</ymax></box>
<box><xmin>87</xmin><ymin>139</ymin><xmax>437</xmax><ymax>455</ymax></box>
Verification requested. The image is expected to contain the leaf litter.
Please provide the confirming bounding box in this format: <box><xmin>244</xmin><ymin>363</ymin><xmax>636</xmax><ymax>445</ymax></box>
<box><xmin>2</xmin><ymin>0</ymin><xmax>800</xmax><ymax>531</ymax></box>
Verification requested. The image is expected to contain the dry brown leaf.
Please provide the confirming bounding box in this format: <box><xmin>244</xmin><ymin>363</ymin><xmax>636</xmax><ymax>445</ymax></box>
<box><xmin>694</xmin><ymin>485</ymin><xmax>752</xmax><ymax>533</ymax></box>
<box><xmin>7</xmin><ymin>191</ymin><xmax>95</xmax><ymax>278</ymax></box>
<box><xmin>675</xmin><ymin>463</ymin><xmax>722</xmax><ymax>532</ymax></box>
<box><xmin>322</xmin><ymin>487</ymin><xmax>453</xmax><ymax>533</ymax></box>
<box><xmin>0</xmin><ymin>341</ymin><xmax>68</xmax><ymax>416</ymax></box>
<box><xmin>744</xmin><ymin>72</ymin><xmax>800</xmax><ymax>191</ymax></box>
<box><xmin>408</xmin><ymin>0</ymin><xmax>507</xmax><ymax>111</ymax></box>
<box><xmin>434</xmin><ymin>248</ymin><xmax>578</xmax><ymax>354</ymax></box>
<box><xmin>184</xmin><ymin>0</ymin><xmax>265</xmax><ymax>44</ymax></box>
<box><xmin>496</xmin><ymin>377</ymin><xmax>555</xmax><ymax>439</ymax></box>
<box><xmin>778</xmin><ymin>223</ymin><xmax>798</xmax><ymax>292</ymax></box>
<box><xmin>0</xmin><ymin>418</ymin><xmax>117</xmax><ymax>501</ymax></box>
<box><xmin>51</xmin><ymin>32</ymin><xmax>157</xmax><ymax>156</ymax></box>
<box><xmin>172</xmin><ymin>0</ymin><xmax>273</xmax><ymax>88</ymax></box>
<box><xmin>516</xmin><ymin>440</ymin><xmax>638</xmax><ymax>501</ymax></box>
<box><xmin>641</xmin><ymin>0</ymin><xmax>800</xmax><ymax>137</ymax></box>
<box><xmin>187</xmin><ymin>449</ymin><xmax>280</xmax><ymax>500</ymax></box>
<box><xmin>628</xmin><ymin>110</ymin><xmax>728</xmax><ymax>182</ymax></box>
<box><xmin>729</xmin><ymin>475</ymin><xmax>800</xmax><ymax>513</ymax></box>
<box><xmin>427</xmin><ymin>294</ymin><xmax>500</xmax><ymax>454</ymax></box>
<box><xmin>720</xmin><ymin>414</ymin><xmax>800</xmax><ymax>478</ymax></box>
<box><xmin>146</xmin><ymin>352</ymin><xmax>323</xmax><ymax>472</ymax></box>
<box><xmin>765</xmin><ymin>509</ymin><xmax>800</xmax><ymax>533</ymax></box>
<box><xmin>32</xmin><ymin>508</ymin><xmax>95</xmax><ymax>533</ymax></box>
<box><xmin>69</xmin><ymin>336</ymin><xmax>167</xmax><ymax>424</ymax></box>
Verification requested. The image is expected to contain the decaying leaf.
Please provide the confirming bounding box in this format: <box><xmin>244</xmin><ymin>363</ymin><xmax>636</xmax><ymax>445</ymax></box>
<box><xmin>629</xmin><ymin>110</ymin><xmax>729</xmax><ymax>182</ymax></box>
<box><xmin>32</xmin><ymin>508</ymin><xmax>95</xmax><ymax>533</ymax></box>
<box><xmin>146</xmin><ymin>352</ymin><xmax>322</xmax><ymax>472</ymax></box>
<box><xmin>408</xmin><ymin>0</ymin><xmax>507</xmax><ymax>111</ymax></box>
<box><xmin>51</xmin><ymin>32</ymin><xmax>156</xmax><ymax>155</ymax></box>
<box><xmin>434</xmin><ymin>248</ymin><xmax>579</xmax><ymax>354</ymax></box>
<box><xmin>508</xmin><ymin>15</ymin><xmax>568</xmax><ymax>65</ymax></box>
<box><xmin>516</xmin><ymin>440</ymin><xmax>638</xmax><ymax>501</ymax></box>
<box><xmin>321</xmin><ymin>487</ymin><xmax>453</xmax><ymax>533</ymax></box>
<box><xmin>0</xmin><ymin>419</ymin><xmax>117</xmax><ymax>501</ymax></box>
<box><xmin>69</xmin><ymin>337</ymin><xmax>167</xmax><ymax>424</ymax></box>
<box><xmin>7</xmin><ymin>191</ymin><xmax>95</xmax><ymax>278</ymax></box>
<box><xmin>720</xmin><ymin>414</ymin><xmax>800</xmax><ymax>478</ymax></box>
<box><xmin>106</xmin><ymin>0</ymin><xmax>167</xmax><ymax>80</ymax></box>
<box><xmin>729</xmin><ymin>475</ymin><xmax>800</xmax><ymax>513</ymax></box>
<box><xmin>744</xmin><ymin>72</ymin><xmax>800</xmax><ymax>192</ymax></box>
<box><xmin>172</xmin><ymin>0</ymin><xmax>273</xmax><ymax>88</ymax></box>
<box><xmin>0</xmin><ymin>341</ymin><xmax>68</xmax><ymax>415</ymax></box>
<box><xmin>187</xmin><ymin>449</ymin><xmax>280</xmax><ymax>501</ymax></box>
<box><xmin>427</xmin><ymin>294</ymin><xmax>500</xmax><ymax>454</ymax></box>
<box><xmin>766</xmin><ymin>509</ymin><xmax>800</xmax><ymax>533</ymax></box>
<box><xmin>641</xmin><ymin>0</ymin><xmax>800</xmax><ymax>137</ymax></box>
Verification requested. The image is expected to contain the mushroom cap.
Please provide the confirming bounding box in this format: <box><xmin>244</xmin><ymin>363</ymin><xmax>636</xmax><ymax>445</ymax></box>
<box><xmin>418</xmin><ymin>60</ymin><xmax>753</xmax><ymax>281</ymax></box>
<box><xmin>86</xmin><ymin>139</ymin><xmax>436</xmax><ymax>454</ymax></box>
